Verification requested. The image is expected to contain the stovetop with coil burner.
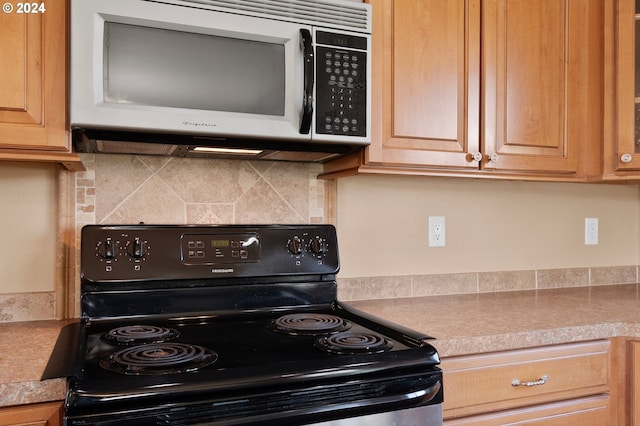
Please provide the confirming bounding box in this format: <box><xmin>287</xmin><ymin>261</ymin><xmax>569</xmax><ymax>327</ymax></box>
<box><xmin>46</xmin><ymin>224</ymin><xmax>442</xmax><ymax>426</ymax></box>
<box><xmin>72</xmin><ymin>304</ymin><xmax>438</xmax><ymax>405</ymax></box>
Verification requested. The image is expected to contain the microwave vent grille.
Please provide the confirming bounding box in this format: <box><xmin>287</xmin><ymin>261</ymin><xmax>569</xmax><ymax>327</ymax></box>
<box><xmin>96</xmin><ymin>140</ymin><xmax>178</xmax><ymax>156</ymax></box>
<box><xmin>172</xmin><ymin>0</ymin><xmax>370</xmax><ymax>32</ymax></box>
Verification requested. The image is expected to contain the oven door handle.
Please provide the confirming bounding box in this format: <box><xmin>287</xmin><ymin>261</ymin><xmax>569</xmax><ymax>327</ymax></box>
<box><xmin>305</xmin><ymin>379</ymin><xmax>442</xmax><ymax>423</ymax></box>
<box><xmin>377</xmin><ymin>378</ymin><xmax>442</xmax><ymax>406</ymax></box>
<box><xmin>159</xmin><ymin>379</ymin><xmax>442</xmax><ymax>426</ymax></box>
<box><xmin>329</xmin><ymin>377</ymin><xmax>442</xmax><ymax>412</ymax></box>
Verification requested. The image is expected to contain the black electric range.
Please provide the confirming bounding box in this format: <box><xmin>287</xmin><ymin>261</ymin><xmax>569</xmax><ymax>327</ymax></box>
<box><xmin>44</xmin><ymin>224</ymin><xmax>442</xmax><ymax>425</ymax></box>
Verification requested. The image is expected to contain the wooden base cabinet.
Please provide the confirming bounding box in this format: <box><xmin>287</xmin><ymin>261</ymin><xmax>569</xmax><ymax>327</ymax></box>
<box><xmin>0</xmin><ymin>0</ymin><xmax>83</xmax><ymax>171</ymax></box>
<box><xmin>0</xmin><ymin>401</ymin><xmax>63</xmax><ymax>426</ymax></box>
<box><xmin>322</xmin><ymin>0</ymin><xmax>602</xmax><ymax>181</ymax></box>
<box><xmin>628</xmin><ymin>340</ymin><xmax>640</xmax><ymax>424</ymax></box>
<box><xmin>444</xmin><ymin>396</ymin><xmax>609</xmax><ymax>425</ymax></box>
<box><xmin>441</xmin><ymin>340</ymin><xmax>613</xmax><ymax>424</ymax></box>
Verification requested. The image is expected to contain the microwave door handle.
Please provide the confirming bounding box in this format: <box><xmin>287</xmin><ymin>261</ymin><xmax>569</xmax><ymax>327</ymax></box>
<box><xmin>299</xmin><ymin>28</ymin><xmax>314</xmax><ymax>134</ymax></box>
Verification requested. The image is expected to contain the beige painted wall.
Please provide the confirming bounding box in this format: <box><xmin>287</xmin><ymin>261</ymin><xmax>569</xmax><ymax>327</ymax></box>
<box><xmin>336</xmin><ymin>175</ymin><xmax>640</xmax><ymax>278</ymax></box>
<box><xmin>3</xmin><ymin>160</ymin><xmax>640</xmax><ymax>297</ymax></box>
<box><xmin>0</xmin><ymin>162</ymin><xmax>57</xmax><ymax>293</ymax></box>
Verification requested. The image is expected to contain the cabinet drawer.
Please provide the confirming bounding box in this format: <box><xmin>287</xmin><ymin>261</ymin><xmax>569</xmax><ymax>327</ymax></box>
<box><xmin>441</xmin><ymin>340</ymin><xmax>610</xmax><ymax>419</ymax></box>
<box><xmin>0</xmin><ymin>401</ymin><xmax>63</xmax><ymax>425</ymax></box>
<box><xmin>444</xmin><ymin>395</ymin><xmax>609</xmax><ymax>425</ymax></box>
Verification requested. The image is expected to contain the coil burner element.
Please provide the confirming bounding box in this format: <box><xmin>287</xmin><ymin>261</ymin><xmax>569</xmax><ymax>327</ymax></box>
<box><xmin>102</xmin><ymin>325</ymin><xmax>180</xmax><ymax>346</ymax></box>
<box><xmin>268</xmin><ymin>313</ymin><xmax>351</xmax><ymax>335</ymax></box>
<box><xmin>100</xmin><ymin>343</ymin><xmax>218</xmax><ymax>375</ymax></box>
<box><xmin>315</xmin><ymin>332</ymin><xmax>393</xmax><ymax>355</ymax></box>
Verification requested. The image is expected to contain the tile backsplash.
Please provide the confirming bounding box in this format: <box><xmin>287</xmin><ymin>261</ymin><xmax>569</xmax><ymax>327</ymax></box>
<box><xmin>2</xmin><ymin>154</ymin><xmax>640</xmax><ymax>321</ymax></box>
<box><xmin>338</xmin><ymin>266</ymin><xmax>640</xmax><ymax>301</ymax></box>
<box><xmin>76</xmin><ymin>154</ymin><xmax>327</xmax><ymax>225</ymax></box>
<box><xmin>67</xmin><ymin>154</ymin><xmax>330</xmax><ymax>318</ymax></box>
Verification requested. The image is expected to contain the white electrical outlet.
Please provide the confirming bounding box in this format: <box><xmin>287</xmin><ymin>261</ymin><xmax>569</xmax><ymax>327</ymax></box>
<box><xmin>585</xmin><ymin>218</ymin><xmax>598</xmax><ymax>245</ymax></box>
<box><xmin>429</xmin><ymin>216</ymin><xmax>446</xmax><ymax>247</ymax></box>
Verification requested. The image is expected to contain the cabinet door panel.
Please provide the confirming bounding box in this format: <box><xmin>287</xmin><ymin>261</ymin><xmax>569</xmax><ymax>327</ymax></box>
<box><xmin>0</xmin><ymin>402</ymin><xmax>62</xmax><ymax>426</ymax></box>
<box><xmin>392</xmin><ymin>1</ymin><xmax>461</xmax><ymax>142</ymax></box>
<box><xmin>482</xmin><ymin>0</ymin><xmax>585</xmax><ymax>173</ymax></box>
<box><xmin>0</xmin><ymin>13</ymin><xmax>42</xmax><ymax>124</ymax></box>
<box><xmin>367</xmin><ymin>0</ymin><xmax>480</xmax><ymax>169</ymax></box>
<box><xmin>444</xmin><ymin>395</ymin><xmax>609</xmax><ymax>425</ymax></box>
<box><xmin>501</xmin><ymin>2</ymin><xmax>564</xmax><ymax>153</ymax></box>
<box><xmin>609</xmin><ymin>0</ymin><xmax>640</xmax><ymax>172</ymax></box>
<box><xmin>630</xmin><ymin>341</ymin><xmax>640</xmax><ymax>424</ymax></box>
<box><xmin>0</xmin><ymin>1</ymin><xmax>68</xmax><ymax>151</ymax></box>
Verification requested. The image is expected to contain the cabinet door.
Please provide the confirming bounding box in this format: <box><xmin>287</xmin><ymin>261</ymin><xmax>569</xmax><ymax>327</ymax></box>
<box><xmin>631</xmin><ymin>341</ymin><xmax>640</xmax><ymax>424</ymax></box>
<box><xmin>0</xmin><ymin>0</ymin><xmax>68</xmax><ymax>151</ymax></box>
<box><xmin>0</xmin><ymin>401</ymin><xmax>63</xmax><ymax>426</ymax></box>
<box><xmin>481</xmin><ymin>0</ymin><xmax>597</xmax><ymax>174</ymax></box>
<box><xmin>606</xmin><ymin>0</ymin><xmax>640</xmax><ymax>173</ymax></box>
<box><xmin>366</xmin><ymin>0</ymin><xmax>481</xmax><ymax>169</ymax></box>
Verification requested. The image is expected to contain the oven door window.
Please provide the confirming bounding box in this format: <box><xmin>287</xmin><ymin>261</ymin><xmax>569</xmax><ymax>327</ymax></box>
<box><xmin>103</xmin><ymin>22</ymin><xmax>285</xmax><ymax>115</ymax></box>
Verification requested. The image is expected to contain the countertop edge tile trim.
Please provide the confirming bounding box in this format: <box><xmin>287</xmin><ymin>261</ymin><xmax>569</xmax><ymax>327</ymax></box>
<box><xmin>0</xmin><ymin>379</ymin><xmax>66</xmax><ymax>407</ymax></box>
<box><xmin>432</xmin><ymin>324</ymin><xmax>628</xmax><ymax>357</ymax></box>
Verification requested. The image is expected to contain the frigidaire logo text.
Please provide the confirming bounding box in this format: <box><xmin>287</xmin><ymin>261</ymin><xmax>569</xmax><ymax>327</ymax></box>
<box><xmin>211</xmin><ymin>268</ymin><xmax>234</xmax><ymax>274</ymax></box>
<box><xmin>182</xmin><ymin>121</ymin><xmax>217</xmax><ymax>128</ymax></box>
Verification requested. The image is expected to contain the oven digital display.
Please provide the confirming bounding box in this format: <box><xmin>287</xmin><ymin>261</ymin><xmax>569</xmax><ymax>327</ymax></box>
<box><xmin>181</xmin><ymin>233</ymin><xmax>260</xmax><ymax>265</ymax></box>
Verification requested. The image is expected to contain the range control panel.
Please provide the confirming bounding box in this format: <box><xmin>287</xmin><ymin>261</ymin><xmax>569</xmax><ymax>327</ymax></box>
<box><xmin>181</xmin><ymin>233</ymin><xmax>260</xmax><ymax>265</ymax></box>
<box><xmin>81</xmin><ymin>225</ymin><xmax>339</xmax><ymax>283</ymax></box>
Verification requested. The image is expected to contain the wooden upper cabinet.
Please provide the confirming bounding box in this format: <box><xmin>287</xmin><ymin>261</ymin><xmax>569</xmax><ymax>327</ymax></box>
<box><xmin>604</xmin><ymin>0</ymin><xmax>640</xmax><ymax>177</ymax></box>
<box><xmin>483</xmin><ymin>0</ymin><xmax>594</xmax><ymax>175</ymax></box>
<box><xmin>366</xmin><ymin>0</ymin><xmax>480</xmax><ymax>170</ymax></box>
<box><xmin>323</xmin><ymin>0</ymin><xmax>602</xmax><ymax>180</ymax></box>
<box><xmin>0</xmin><ymin>0</ymin><xmax>82</xmax><ymax>170</ymax></box>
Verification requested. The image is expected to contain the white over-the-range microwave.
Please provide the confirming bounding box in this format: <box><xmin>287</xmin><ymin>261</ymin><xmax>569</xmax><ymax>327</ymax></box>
<box><xmin>70</xmin><ymin>0</ymin><xmax>371</xmax><ymax>162</ymax></box>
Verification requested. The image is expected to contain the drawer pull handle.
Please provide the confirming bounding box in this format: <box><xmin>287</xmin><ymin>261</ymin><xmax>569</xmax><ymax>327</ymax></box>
<box><xmin>512</xmin><ymin>375</ymin><xmax>548</xmax><ymax>387</ymax></box>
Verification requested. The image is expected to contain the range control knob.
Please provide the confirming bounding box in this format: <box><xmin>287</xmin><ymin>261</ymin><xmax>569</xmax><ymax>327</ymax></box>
<box><xmin>309</xmin><ymin>236</ymin><xmax>326</xmax><ymax>255</ymax></box>
<box><xmin>127</xmin><ymin>238</ymin><xmax>146</xmax><ymax>258</ymax></box>
<box><xmin>287</xmin><ymin>236</ymin><xmax>303</xmax><ymax>255</ymax></box>
<box><xmin>97</xmin><ymin>239</ymin><xmax>118</xmax><ymax>259</ymax></box>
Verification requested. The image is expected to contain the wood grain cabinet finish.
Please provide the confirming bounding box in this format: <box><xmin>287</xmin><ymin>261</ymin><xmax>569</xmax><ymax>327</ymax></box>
<box><xmin>480</xmin><ymin>0</ymin><xmax>600</xmax><ymax>177</ymax></box>
<box><xmin>0</xmin><ymin>401</ymin><xmax>63</xmax><ymax>426</ymax></box>
<box><xmin>444</xmin><ymin>395</ymin><xmax>609</xmax><ymax>425</ymax></box>
<box><xmin>604</xmin><ymin>0</ymin><xmax>640</xmax><ymax>178</ymax></box>
<box><xmin>629</xmin><ymin>340</ymin><xmax>640</xmax><ymax>424</ymax></box>
<box><xmin>322</xmin><ymin>0</ymin><xmax>602</xmax><ymax>181</ymax></box>
<box><xmin>0</xmin><ymin>0</ymin><xmax>82</xmax><ymax>170</ymax></box>
<box><xmin>441</xmin><ymin>340</ymin><xmax>612</xmax><ymax>423</ymax></box>
<box><xmin>366</xmin><ymin>0</ymin><xmax>479</xmax><ymax>171</ymax></box>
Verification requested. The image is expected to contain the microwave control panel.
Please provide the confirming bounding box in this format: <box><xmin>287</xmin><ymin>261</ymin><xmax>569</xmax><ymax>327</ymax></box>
<box><xmin>315</xmin><ymin>31</ymin><xmax>367</xmax><ymax>137</ymax></box>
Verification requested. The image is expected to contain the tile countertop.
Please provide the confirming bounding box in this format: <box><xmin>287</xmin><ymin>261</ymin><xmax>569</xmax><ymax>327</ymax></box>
<box><xmin>4</xmin><ymin>284</ymin><xmax>640</xmax><ymax>407</ymax></box>
<box><xmin>348</xmin><ymin>284</ymin><xmax>640</xmax><ymax>357</ymax></box>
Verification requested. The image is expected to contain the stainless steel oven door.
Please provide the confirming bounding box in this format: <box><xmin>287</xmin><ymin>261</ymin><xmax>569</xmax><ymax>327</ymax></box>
<box><xmin>311</xmin><ymin>404</ymin><xmax>443</xmax><ymax>426</ymax></box>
